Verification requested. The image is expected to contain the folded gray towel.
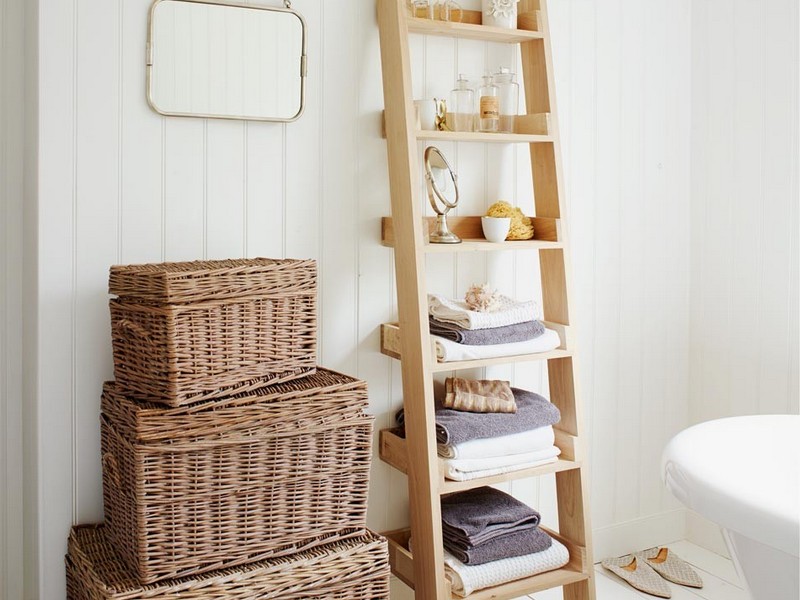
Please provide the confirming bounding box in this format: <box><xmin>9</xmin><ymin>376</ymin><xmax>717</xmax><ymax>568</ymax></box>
<box><xmin>429</xmin><ymin>318</ymin><xmax>545</xmax><ymax>346</ymax></box>
<box><xmin>396</xmin><ymin>388</ymin><xmax>560</xmax><ymax>445</ymax></box>
<box><xmin>444</xmin><ymin>526</ymin><xmax>552</xmax><ymax>566</ymax></box>
<box><xmin>441</xmin><ymin>487</ymin><xmax>542</xmax><ymax>545</ymax></box>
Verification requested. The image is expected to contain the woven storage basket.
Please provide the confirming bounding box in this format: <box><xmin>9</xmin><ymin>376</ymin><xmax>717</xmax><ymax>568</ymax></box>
<box><xmin>108</xmin><ymin>258</ymin><xmax>317</xmax><ymax>406</ymax></box>
<box><xmin>101</xmin><ymin>369</ymin><xmax>373</xmax><ymax>584</ymax></box>
<box><xmin>66</xmin><ymin>524</ymin><xmax>390</xmax><ymax>600</ymax></box>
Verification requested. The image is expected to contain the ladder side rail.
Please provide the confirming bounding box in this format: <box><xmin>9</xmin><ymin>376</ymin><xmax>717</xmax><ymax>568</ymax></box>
<box><xmin>377</xmin><ymin>0</ymin><xmax>449</xmax><ymax>597</ymax></box>
<box><xmin>521</xmin><ymin>2</ymin><xmax>596</xmax><ymax>599</ymax></box>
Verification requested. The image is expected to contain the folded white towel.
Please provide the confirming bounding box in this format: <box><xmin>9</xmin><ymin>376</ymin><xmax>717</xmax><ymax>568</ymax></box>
<box><xmin>434</xmin><ymin>328</ymin><xmax>561</xmax><ymax>362</ymax></box>
<box><xmin>445</xmin><ymin>537</ymin><xmax>570</xmax><ymax>597</ymax></box>
<box><xmin>442</xmin><ymin>446</ymin><xmax>561</xmax><ymax>481</ymax></box>
<box><xmin>444</xmin><ymin>445</ymin><xmax>561</xmax><ymax>473</ymax></box>
<box><xmin>438</xmin><ymin>426</ymin><xmax>555</xmax><ymax>459</ymax></box>
<box><xmin>428</xmin><ymin>293</ymin><xmax>541</xmax><ymax>330</ymax></box>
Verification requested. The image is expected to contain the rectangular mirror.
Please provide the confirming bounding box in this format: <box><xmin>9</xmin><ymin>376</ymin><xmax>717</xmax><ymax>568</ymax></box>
<box><xmin>147</xmin><ymin>0</ymin><xmax>307</xmax><ymax>122</ymax></box>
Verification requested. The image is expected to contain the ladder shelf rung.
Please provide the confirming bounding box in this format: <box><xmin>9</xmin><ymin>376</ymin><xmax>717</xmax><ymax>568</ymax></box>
<box><xmin>382</xmin><ymin>216</ymin><xmax>562</xmax><ymax>252</ymax></box>
<box><xmin>406</xmin><ymin>13</ymin><xmax>544</xmax><ymax>44</ymax></box>
<box><xmin>383</xmin><ymin>527</ymin><xmax>590</xmax><ymax>600</ymax></box>
<box><xmin>415</xmin><ymin>130</ymin><xmax>552</xmax><ymax>144</ymax></box>
<box><xmin>379</xmin><ymin>428</ymin><xmax>582</xmax><ymax>494</ymax></box>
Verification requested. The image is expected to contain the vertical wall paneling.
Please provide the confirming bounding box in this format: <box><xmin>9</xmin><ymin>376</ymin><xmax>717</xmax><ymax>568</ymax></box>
<box><xmin>320</xmin><ymin>0</ymin><xmax>358</xmax><ymax>373</ymax></box>
<box><xmin>589</xmin><ymin>0</ymin><xmax>623</xmax><ymax>532</ymax></box>
<box><xmin>74</xmin><ymin>0</ymin><xmax>120</xmax><ymax>525</ymax></box>
<box><xmin>689</xmin><ymin>0</ymin><xmax>799</xmax><ymax>424</ymax></box>
<box><xmin>120</xmin><ymin>0</ymin><xmax>164</xmax><ymax>264</ymax></box>
<box><xmin>37</xmin><ymin>0</ymin><xmax>79</xmax><ymax>596</ymax></box>
<box><xmin>0</xmin><ymin>0</ymin><xmax>25</xmax><ymax>596</ymax></box>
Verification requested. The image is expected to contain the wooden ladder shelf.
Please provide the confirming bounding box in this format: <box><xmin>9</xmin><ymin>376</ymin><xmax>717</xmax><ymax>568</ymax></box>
<box><xmin>376</xmin><ymin>1</ymin><xmax>596</xmax><ymax>598</ymax></box>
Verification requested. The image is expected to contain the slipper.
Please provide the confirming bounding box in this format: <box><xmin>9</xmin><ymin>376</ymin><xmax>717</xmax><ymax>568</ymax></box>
<box><xmin>635</xmin><ymin>547</ymin><xmax>704</xmax><ymax>588</ymax></box>
<box><xmin>601</xmin><ymin>555</ymin><xmax>672</xmax><ymax>598</ymax></box>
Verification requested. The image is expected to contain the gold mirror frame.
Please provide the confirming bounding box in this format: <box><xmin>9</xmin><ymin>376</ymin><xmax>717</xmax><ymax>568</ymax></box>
<box><xmin>146</xmin><ymin>0</ymin><xmax>308</xmax><ymax>122</ymax></box>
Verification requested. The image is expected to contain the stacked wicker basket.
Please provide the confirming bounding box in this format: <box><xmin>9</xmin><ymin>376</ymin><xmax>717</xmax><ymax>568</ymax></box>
<box><xmin>65</xmin><ymin>258</ymin><xmax>390</xmax><ymax>599</ymax></box>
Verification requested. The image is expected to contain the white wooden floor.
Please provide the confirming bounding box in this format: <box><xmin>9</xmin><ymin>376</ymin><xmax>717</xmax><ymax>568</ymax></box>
<box><xmin>390</xmin><ymin>540</ymin><xmax>751</xmax><ymax>599</ymax></box>
<box><xmin>527</xmin><ymin>541</ymin><xmax>750</xmax><ymax>600</ymax></box>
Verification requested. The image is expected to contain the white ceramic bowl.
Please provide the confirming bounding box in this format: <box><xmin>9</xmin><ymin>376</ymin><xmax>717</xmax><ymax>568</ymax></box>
<box><xmin>481</xmin><ymin>216</ymin><xmax>511</xmax><ymax>243</ymax></box>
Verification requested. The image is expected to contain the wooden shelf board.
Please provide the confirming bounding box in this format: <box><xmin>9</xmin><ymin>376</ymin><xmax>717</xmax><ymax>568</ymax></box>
<box><xmin>382</xmin><ymin>216</ymin><xmax>562</xmax><ymax>252</ymax></box>
<box><xmin>415</xmin><ymin>129</ymin><xmax>552</xmax><ymax>144</ymax></box>
<box><xmin>379</xmin><ymin>428</ymin><xmax>581</xmax><ymax>493</ymax></box>
<box><xmin>406</xmin><ymin>16</ymin><xmax>544</xmax><ymax>43</ymax></box>
<box><xmin>429</xmin><ymin>349</ymin><xmax>572</xmax><ymax>372</ymax></box>
<box><xmin>384</xmin><ymin>238</ymin><xmax>562</xmax><ymax>253</ymax></box>
<box><xmin>424</xmin><ymin>238</ymin><xmax>561</xmax><ymax>252</ymax></box>
<box><xmin>383</xmin><ymin>527</ymin><xmax>590</xmax><ymax>600</ymax></box>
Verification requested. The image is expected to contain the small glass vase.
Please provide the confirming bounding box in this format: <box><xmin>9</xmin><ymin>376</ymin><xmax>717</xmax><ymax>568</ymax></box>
<box><xmin>482</xmin><ymin>0</ymin><xmax>517</xmax><ymax>29</ymax></box>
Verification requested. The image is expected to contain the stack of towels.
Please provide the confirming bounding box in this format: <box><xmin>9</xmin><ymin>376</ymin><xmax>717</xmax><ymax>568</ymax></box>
<box><xmin>397</xmin><ymin>386</ymin><xmax>562</xmax><ymax>481</ymax></box>
<box><xmin>441</xmin><ymin>487</ymin><xmax>570</xmax><ymax>596</ymax></box>
<box><xmin>428</xmin><ymin>294</ymin><xmax>561</xmax><ymax>362</ymax></box>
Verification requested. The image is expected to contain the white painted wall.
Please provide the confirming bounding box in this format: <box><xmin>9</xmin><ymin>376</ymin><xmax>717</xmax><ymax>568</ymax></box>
<box><xmin>1</xmin><ymin>0</ymin><xmax>26</xmax><ymax>597</ymax></box>
<box><xmin>11</xmin><ymin>0</ymin><xmax>698</xmax><ymax>597</ymax></box>
<box><xmin>690</xmin><ymin>0</ymin><xmax>799</xmax><ymax>422</ymax></box>
<box><xmin>687</xmin><ymin>0</ymin><xmax>799</xmax><ymax>554</ymax></box>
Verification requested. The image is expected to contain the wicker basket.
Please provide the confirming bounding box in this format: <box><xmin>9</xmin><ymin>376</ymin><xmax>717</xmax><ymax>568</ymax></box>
<box><xmin>101</xmin><ymin>370</ymin><xmax>373</xmax><ymax>584</ymax></box>
<box><xmin>109</xmin><ymin>258</ymin><xmax>317</xmax><ymax>407</ymax></box>
<box><xmin>66</xmin><ymin>524</ymin><xmax>390</xmax><ymax>600</ymax></box>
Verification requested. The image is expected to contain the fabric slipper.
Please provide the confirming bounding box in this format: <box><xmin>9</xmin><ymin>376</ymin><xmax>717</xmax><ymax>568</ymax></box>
<box><xmin>601</xmin><ymin>555</ymin><xmax>672</xmax><ymax>598</ymax></box>
<box><xmin>635</xmin><ymin>547</ymin><xmax>703</xmax><ymax>588</ymax></box>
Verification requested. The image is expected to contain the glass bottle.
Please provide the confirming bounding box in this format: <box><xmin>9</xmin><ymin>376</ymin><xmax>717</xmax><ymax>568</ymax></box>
<box><xmin>449</xmin><ymin>74</ymin><xmax>474</xmax><ymax>132</ymax></box>
<box><xmin>477</xmin><ymin>74</ymin><xmax>499</xmax><ymax>133</ymax></box>
<box><xmin>493</xmin><ymin>67</ymin><xmax>519</xmax><ymax>133</ymax></box>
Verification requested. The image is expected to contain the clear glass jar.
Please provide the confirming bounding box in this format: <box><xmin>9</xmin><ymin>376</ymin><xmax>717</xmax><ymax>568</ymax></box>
<box><xmin>477</xmin><ymin>75</ymin><xmax>499</xmax><ymax>133</ymax></box>
<box><xmin>449</xmin><ymin>74</ymin><xmax>474</xmax><ymax>132</ymax></box>
<box><xmin>493</xmin><ymin>67</ymin><xmax>519</xmax><ymax>133</ymax></box>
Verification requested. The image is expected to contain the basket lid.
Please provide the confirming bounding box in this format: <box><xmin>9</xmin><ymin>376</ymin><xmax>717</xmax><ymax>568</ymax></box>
<box><xmin>102</xmin><ymin>367</ymin><xmax>369</xmax><ymax>444</ymax></box>
<box><xmin>108</xmin><ymin>257</ymin><xmax>317</xmax><ymax>303</ymax></box>
<box><xmin>67</xmin><ymin>524</ymin><xmax>384</xmax><ymax>597</ymax></box>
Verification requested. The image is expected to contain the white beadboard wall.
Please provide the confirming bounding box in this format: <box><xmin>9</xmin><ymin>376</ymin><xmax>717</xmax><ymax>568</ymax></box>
<box><xmin>687</xmin><ymin>0</ymin><xmax>799</xmax><ymax>553</ymax></box>
<box><xmin>1</xmin><ymin>0</ymin><xmax>25</xmax><ymax>597</ymax></box>
<box><xmin>16</xmin><ymin>0</ymin><xmax>694</xmax><ymax>597</ymax></box>
<box><xmin>689</xmin><ymin>0</ymin><xmax>799</xmax><ymax>422</ymax></box>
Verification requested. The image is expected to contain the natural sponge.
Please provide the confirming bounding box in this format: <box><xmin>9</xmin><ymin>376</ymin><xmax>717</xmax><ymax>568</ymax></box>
<box><xmin>486</xmin><ymin>201</ymin><xmax>534</xmax><ymax>240</ymax></box>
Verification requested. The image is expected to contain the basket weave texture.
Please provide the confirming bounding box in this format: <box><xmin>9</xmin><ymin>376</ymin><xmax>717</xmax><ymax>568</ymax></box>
<box><xmin>101</xmin><ymin>369</ymin><xmax>373</xmax><ymax>584</ymax></box>
<box><xmin>109</xmin><ymin>258</ymin><xmax>317</xmax><ymax>407</ymax></box>
<box><xmin>66</xmin><ymin>524</ymin><xmax>390</xmax><ymax>600</ymax></box>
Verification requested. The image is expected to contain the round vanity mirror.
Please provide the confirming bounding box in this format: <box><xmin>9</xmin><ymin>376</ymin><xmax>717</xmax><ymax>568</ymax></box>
<box><xmin>424</xmin><ymin>146</ymin><xmax>461</xmax><ymax>244</ymax></box>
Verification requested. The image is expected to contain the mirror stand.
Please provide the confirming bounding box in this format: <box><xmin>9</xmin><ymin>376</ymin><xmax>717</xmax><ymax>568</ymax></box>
<box><xmin>429</xmin><ymin>214</ymin><xmax>461</xmax><ymax>244</ymax></box>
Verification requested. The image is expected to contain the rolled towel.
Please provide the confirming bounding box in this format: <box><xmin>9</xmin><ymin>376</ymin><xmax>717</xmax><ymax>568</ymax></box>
<box><xmin>444</xmin><ymin>526</ymin><xmax>552</xmax><ymax>566</ymax></box>
<box><xmin>441</xmin><ymin>487</ymin><xmax>542</xmax><ymax>546</ymax></box>
<box><xmin>444</xmin><ymin>537</ymin><xmax>570</xmax><ymax>597</ymax></box>
<box><xmin>433</xmin><ymin>328</ymin><xmax>560</xmax><ymax>362</ymax></box>
<box><xmin>428</xmin><ymin>293</ymin><xmax>540</xmax><ymax>330</ymax></box>
<box><xmin>442</xmin><ymin>454</ymin><xmax>559</xmax><ymax>482</ymax></box>
<box><xmin>444</xmin><ymin>377</ymin><xmax>516</xmax><ymax>413</ymax></box>
<box><xmin>438</xmin><ymin>425</ymin><xmax>555</xmax><ymax>459</ymax></box>
<box><xmin>429</xmin><ymin>318</ymin><xmax>546</xmax><ymax>345</ymax></box>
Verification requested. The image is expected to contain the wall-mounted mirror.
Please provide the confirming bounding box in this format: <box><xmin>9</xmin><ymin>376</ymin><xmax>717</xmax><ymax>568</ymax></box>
<box><xmin>147</xmin><ymin>0</ymin><xmax>307</xmax><ymax>122</ymax></box>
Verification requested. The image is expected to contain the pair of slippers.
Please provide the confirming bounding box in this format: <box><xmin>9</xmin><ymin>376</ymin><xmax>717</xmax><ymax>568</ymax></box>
<box><xmin>602</xmin><ymin>547</ymin><xmax>703</xmax><ymax>598</ymax></box>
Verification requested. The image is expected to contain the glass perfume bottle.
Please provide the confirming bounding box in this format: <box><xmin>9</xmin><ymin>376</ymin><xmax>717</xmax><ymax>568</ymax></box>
<box><xmin>449</xmin><ymin>74</ymin><xmax>474</xmax><ymax>132</ymax></box>
<box><xmin>493</xmin><ymin>67</ymin><xmax>519</xmax><ymax>133</ymax></box>
<box><xmin>477</xmin><ymin>74</ymin><xmax>499</xmax><ymax>133</ymax></box>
